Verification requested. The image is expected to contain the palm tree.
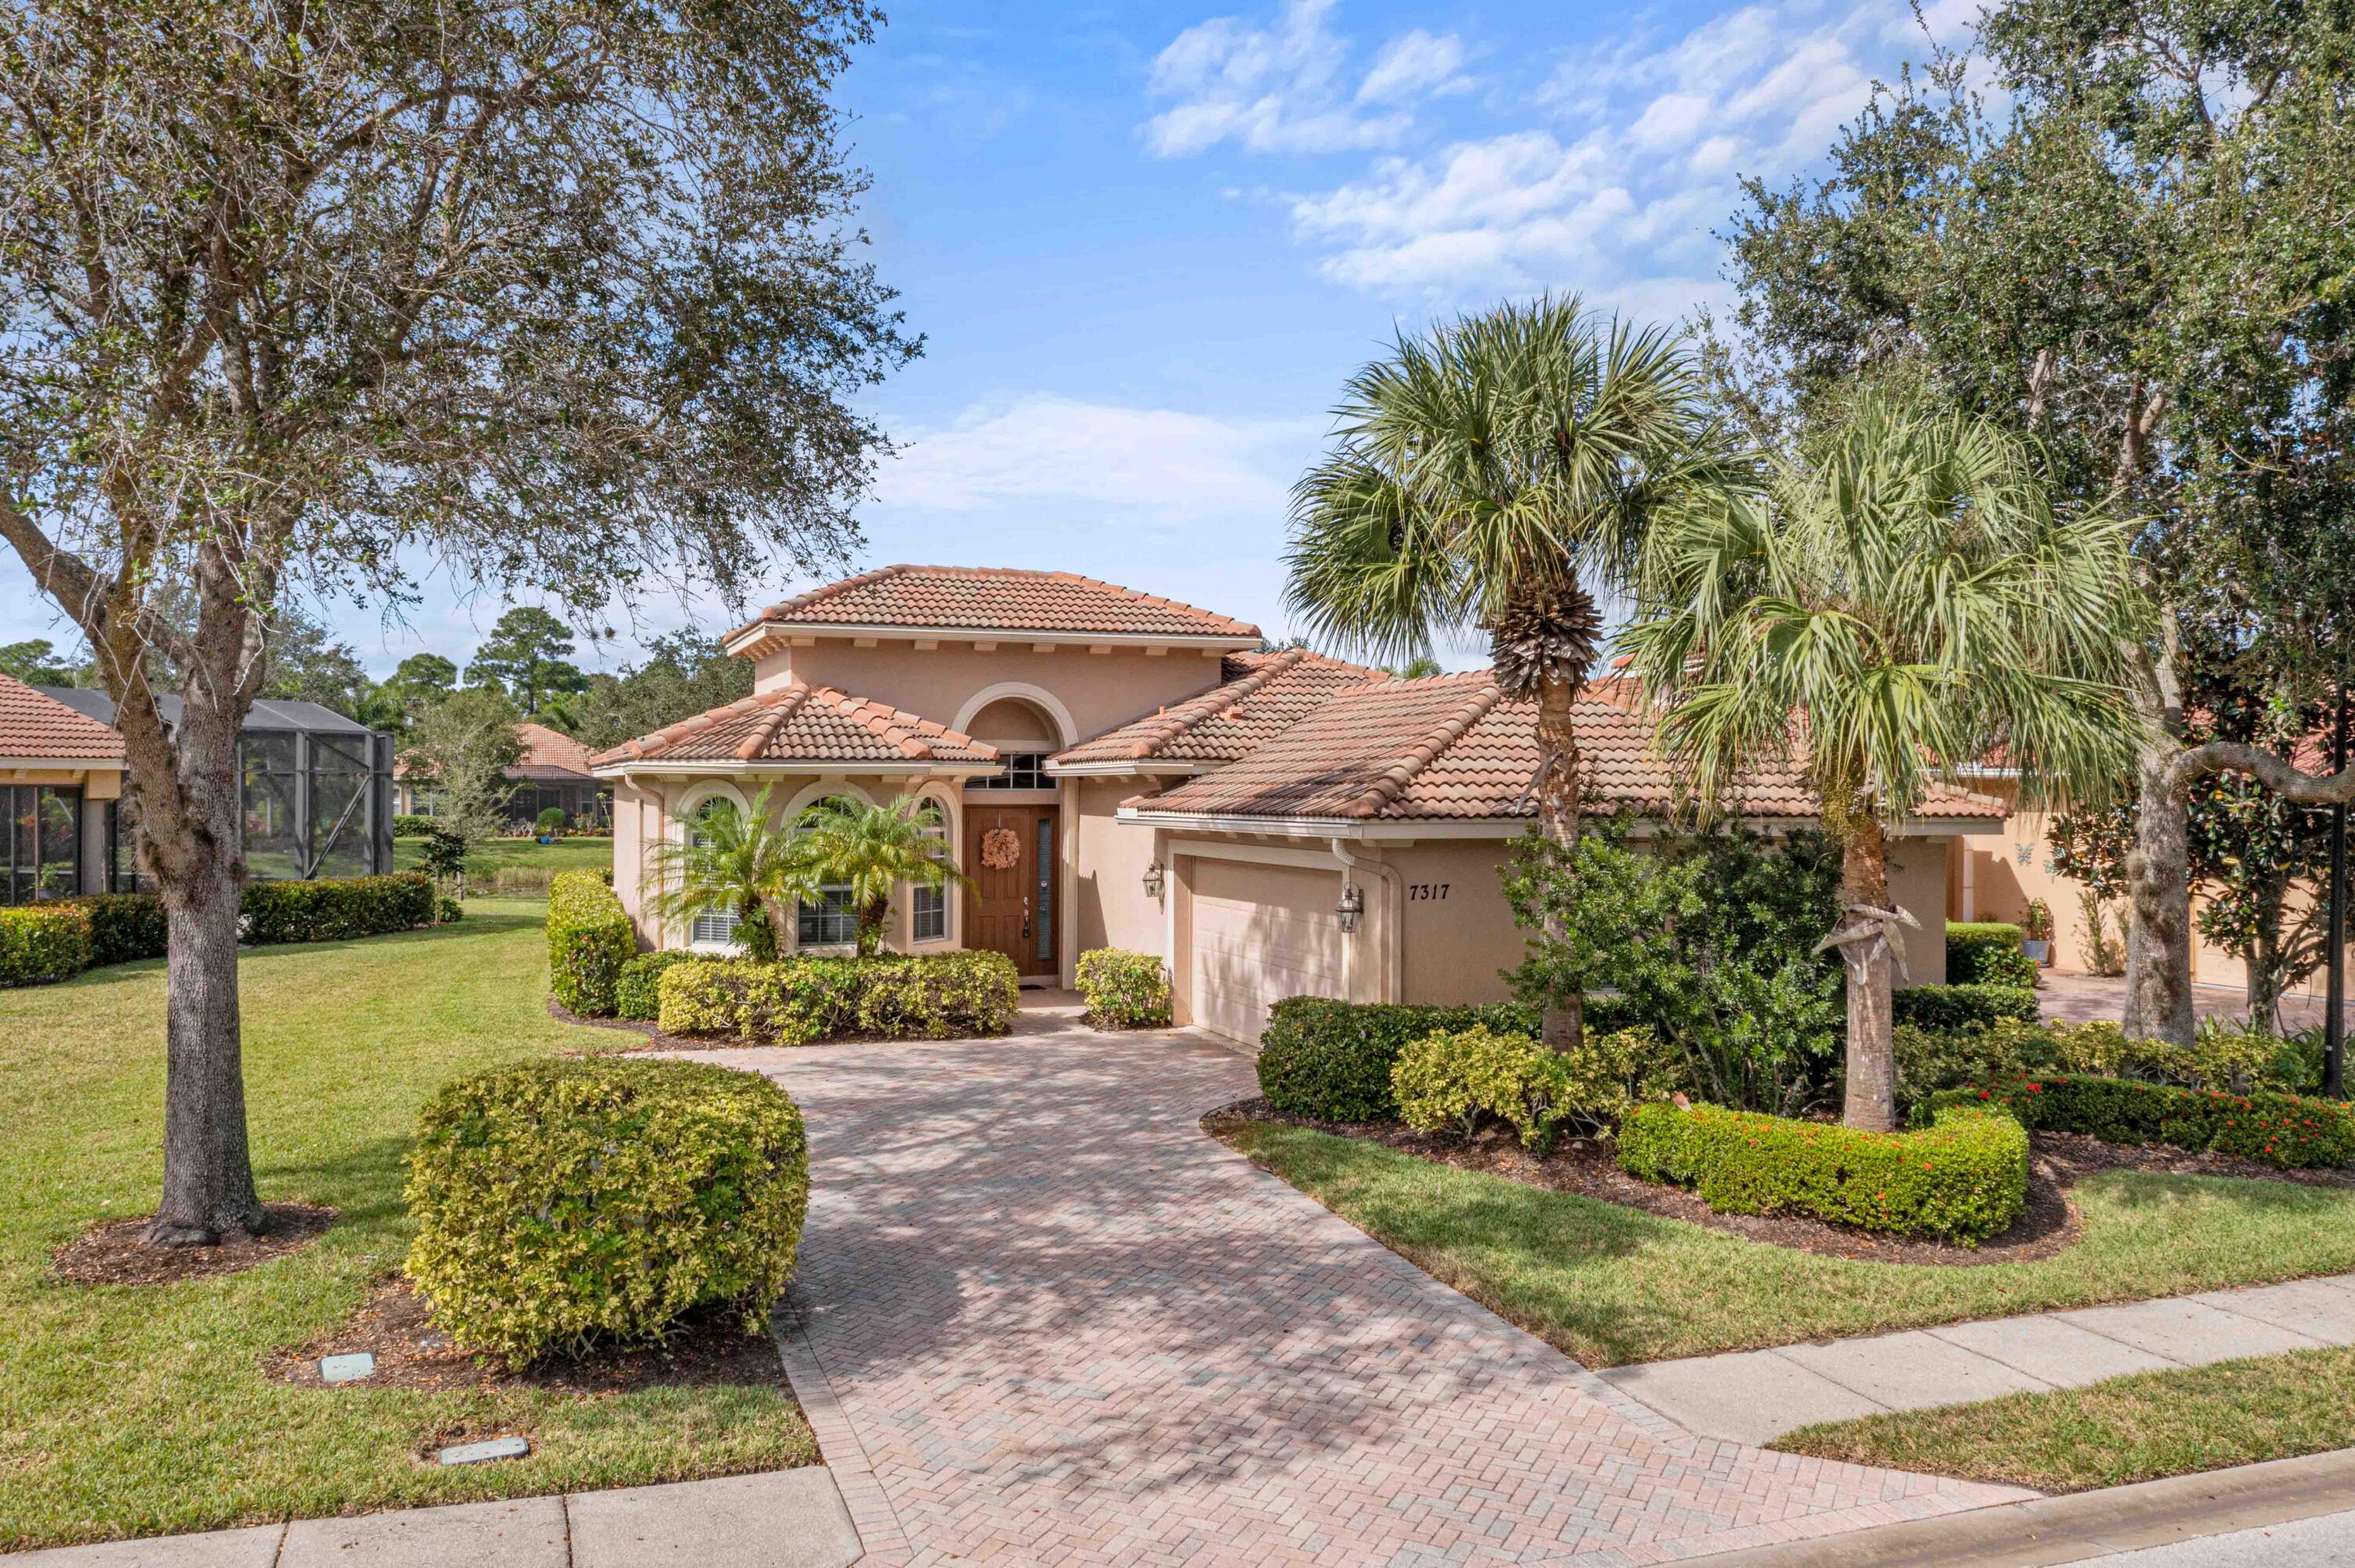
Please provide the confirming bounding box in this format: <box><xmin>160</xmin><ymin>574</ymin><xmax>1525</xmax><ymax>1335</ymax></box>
<box><xmin>1283</xmin><ymin>295</ymin><xmax>1742</xmax><ymax>1048</ymax></box>
<box><xmin>645</xmin><ymin>783</ymin><xmax>801</xmax><ymax>960</ymax></box>
<box><xmin>787</xmin><ymin>793</ymin><xmax>970</xmax><ymax>958</ymax></box>
<box><xmin>1624</xmin><ymin>393</ymin><xmax>2146</xmax><ymax>1130</ymax></box>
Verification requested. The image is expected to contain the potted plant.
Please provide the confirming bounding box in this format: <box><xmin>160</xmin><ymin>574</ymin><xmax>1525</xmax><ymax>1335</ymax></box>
<box><xmin>535</xmin><ymin>805</ymin><xmax>568</xmax><ymax>844</ymax></box>
<box><xmin>2021</xmin><ymin>898</ymin><xmax>2054</xmax><ymax>967</ymax></box>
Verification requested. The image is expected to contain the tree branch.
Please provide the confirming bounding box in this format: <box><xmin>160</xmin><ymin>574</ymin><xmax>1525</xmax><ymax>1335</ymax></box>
<box><xmin>2170</xmin><ymin>742</ymin><xmax>2355</xmax><ymax>806</ymax></box>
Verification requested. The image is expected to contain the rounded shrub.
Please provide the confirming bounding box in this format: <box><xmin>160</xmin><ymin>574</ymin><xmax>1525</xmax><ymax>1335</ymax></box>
<box><xmin>547</xmin><ymin>870</ymin><xmax>634</xmax><ymax>1017</ymax></box>
<box><xmin>616</xmin><ymin>950</ymin><xmax>696</xmax><ymax>1022</ymax></box>
<box><xmin>1945</xmin><ymin>922</ymin><xmax>2037</xmax><ymax>990</ymax></box>
<box><xmin>1075</xmin><ymin>947</ymin><xmax>1171</xmax><ymax>1028</ymax></box>
<box><xmin>404</xmin><ymin>1057</ymin><xmax>809</xmax><ymax>1364</ymax></box>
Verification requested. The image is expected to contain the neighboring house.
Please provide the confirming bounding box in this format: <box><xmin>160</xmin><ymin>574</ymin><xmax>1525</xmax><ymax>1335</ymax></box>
<box><xmin>394</xmin><ymin>721</ymin><xmax>612</xmax><ymax>830</ymax></box>
<box><xmin>0</xmin><ymin>673</ymin><xmax>125</xmax><ymax>902</ymax></box>
<box><xmin>32</xmin><ymin>685</ymin><xmax>393</xmax><ymax>886</ymax></box>
<box><xmin>596</xmin><ymin>564</ymin><xmax>2007</xmax><ymax>1044</ymax></box>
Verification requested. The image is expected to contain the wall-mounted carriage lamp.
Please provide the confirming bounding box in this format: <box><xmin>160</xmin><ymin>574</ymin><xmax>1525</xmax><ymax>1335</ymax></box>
<box><xmin>1336</xmin><ymin>882</ymin><xmax>1365</xmax><ymax>935</ymax></box>
<box><xmin>1142</xmin><ymin>861</ymin><xmax>1166</xmax><ymax>900</ymax></box>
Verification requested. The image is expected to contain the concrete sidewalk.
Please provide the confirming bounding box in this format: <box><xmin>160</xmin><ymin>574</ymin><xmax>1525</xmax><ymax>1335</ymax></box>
<box><xmin>3</xmin><ymin>1468</ymin><xmax>860</xmax><ymax>1568</ymax></box>
<box><xmin>1600</xmin><ymin>1273</ymin><xmax>2355</xmax><ymax>1445</ymax></box>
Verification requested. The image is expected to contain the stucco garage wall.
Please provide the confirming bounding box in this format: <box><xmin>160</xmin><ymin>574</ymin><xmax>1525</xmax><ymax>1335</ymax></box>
<box><xmin>1072</xmin><ymin>778</ymin><xmax>1163</xmax><ymax>957</ymax></box>
<box><xmin>1380</xmin><ymin>839</ymin><xmax>1525</xmax><ymax>1006</ymax></box>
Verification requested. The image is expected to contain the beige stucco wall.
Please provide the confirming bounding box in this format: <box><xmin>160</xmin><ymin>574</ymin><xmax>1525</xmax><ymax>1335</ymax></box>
<box><xmin>1380</xmin><ymin>839</ymin><xmax>1527</xmax><ymax>1005</ymax></box>
<box><xmin>754</xmin><ymin>640</ymin><xmax>1229</xmax><ymax>746</ymax></box>
<box><xmin>1072</xmin><ymin>776</ymin><xmax>1165</xmax><ymax>957</ymax></box>
<box><xmin>608</xmin><ymin>769</ymin><xmax>966</xmax><ymax>956</ymax></box>
<box><xmin>1885</xmin><ymin>835</ymin><xmax>1949</xmax><ymax>986</ymax></box>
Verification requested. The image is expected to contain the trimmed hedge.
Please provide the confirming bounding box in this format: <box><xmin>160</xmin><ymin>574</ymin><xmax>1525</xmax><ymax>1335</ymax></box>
<box><xmin>1893</xmin><ymin>983</ymin><xmax>2040</xmax><ymax>1034</ymax></box>
<box><xmin>1619</xmin><ymin>1101</ymin><xmax>2030</xmax><ymax>1245</ymax></box>
<box><xmin>1253</xmin><ymin>994</ymin><xmax>1648</xmax><ymax>1123</ymax></box>
<box><xmin>404</xmin><ymin>1057</ymin><xmax>809</xmax><ymax>1364</ymax></box>
<box><xmin>1946</xmin><ymin>921</ymin><xmax>2037</xmax><ymax>990</ymax></box>
<box><xmin>616</xmin><ymin>950</ymin><xmax>697</xmax><ymax>1022</ymax></box>
<box><xmin>1926</xmin><ymin>1074</ymin><xmax>2355</xmax><ymax>1170</ymax></box>
<box><xmin>0</xmin><ymin>903</ymin><xmax>95</xmax><ymax>986</ymax></box>
<box><xmin>547</xmin><ymin>870</ymin><xmax>636</xmax><ymax>1018</ymax></box>
<box><xmin>657</xmin><ymin>950</ymin><xmax>1020</xmax><ymax>1045</ymax></box>
<box><xmin>69</xmin><ymin>891</ymin><xmax>169</xmax><ymax>968</ymax></box>
<box><xmin>392</xmin><ymin>813</ymin><xmax>436</xmax><ymax>837</ymax></box>
<box><xmin>1074</xmin><ymin>947</ymin><xmax>1171</xmax><ymax>1028</ymax></box>
<box><xmin>242</xmin><ymin>872</ymin><xmax>435</xmax><ymax>945</ymax></box>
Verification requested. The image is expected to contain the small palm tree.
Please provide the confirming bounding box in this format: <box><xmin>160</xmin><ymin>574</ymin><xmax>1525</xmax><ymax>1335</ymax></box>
<box><xmin>645</xmin><ymin>783</ymin><xmax>801</xmax><ymax>960</ymax></box>
<box><xmin>1624</xmin><ymin>393</ymin><xmax>2146</xmax><ymax>1129</ymax></box>
<box><xmin>787</xmin><ymin>793</ymin><xmax>969</xmax><ymax>958</ymax></box>
<box><xmin>1284</xmin><ymin>295</ymin><xmax>1743</xmax><ymax>1048</ymax></box>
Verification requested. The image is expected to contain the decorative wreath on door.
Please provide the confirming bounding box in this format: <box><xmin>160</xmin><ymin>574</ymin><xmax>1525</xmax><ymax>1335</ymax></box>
<box><xmin>979</xmin><ymin>826</ymin><xmax>1022</xmax><ymax>870</ymax></box>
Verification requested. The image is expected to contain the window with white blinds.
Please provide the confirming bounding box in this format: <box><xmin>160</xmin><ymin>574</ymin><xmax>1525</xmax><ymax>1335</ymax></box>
<box><xmin>912</xmin><ymin>798</ymin><xmax>948</xmax><ymax>941</ymax></box>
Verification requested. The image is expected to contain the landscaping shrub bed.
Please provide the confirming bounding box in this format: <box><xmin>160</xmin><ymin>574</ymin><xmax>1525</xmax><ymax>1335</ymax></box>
<box><xmin>656</xmin><ymin>950</ymin><xmax>1019</xmax><ymax>1044</ymax></box>
<box><xmin>1946</xmin><ymin>921</ymin><xmax>2037</xmax><ymax>989</ymax></box>
<box><xmin>0</xmin><ymin>903</ymin><xmax>94</xmax><ymax>986</ymax></box>
<box><xmin>1618</xmin><ymin>1101</ymin><xmax>2030</xmax><ymax>1245</ymax></box>
<box><xmin>242</xmin><ymin>872</ymin><xmax>436</xmax><ymax>944</ymax></box>
<box><xmin>1927</xmin><ymin>1074</ymin><xmax>2355</xmax><ymax>1169</ymax></box>
<box><xmin>1392</xmin><ymin>1023</ymin><xmax>1680</xmax><ymax>1150</ymax></box>
<box><xmin>547</xmin><ymin>870</ymin><xmax>636</xmax><ymax>1017</ymax></box>
<box><xmin>1075</xmin><ymin>947</ymin><xmax>1170</xmax><ymax>1028</ymax></box>
<box><xmin>1254</xmin><ymin>994</ymin><xmax>1647</xmax><ymax>1122</ymax></box>
<box><xmin>404</xmin><ymin>1057</ymin><xmax>809</xmax><ymax>1364</ymax></box>
<box><xmin>1893</xmin><ymin>983</ymin><xmax>2039</xmax><ymax>1034</ymax></box>
<box><xmin>615</xmin><ymin>950</ymin><xmax>696</xmax><ymax>1022</ymax></box>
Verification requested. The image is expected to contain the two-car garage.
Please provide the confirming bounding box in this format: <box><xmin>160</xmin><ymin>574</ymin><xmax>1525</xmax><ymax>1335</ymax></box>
<box><xmin>1183</xmin><ymin>857</ymin><xmax>1349</xmax><ymax>1047</ymax></box>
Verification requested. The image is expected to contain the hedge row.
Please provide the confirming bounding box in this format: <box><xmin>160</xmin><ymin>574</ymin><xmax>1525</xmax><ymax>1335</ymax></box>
<box><xmin>1254</xmin><ymin>994</ymin><xmax>1647</xmax><ymax>1123</ymax></box>
<box><xmin>658</xmin><ymin>951</ymin><xmax>1020</xmax><ymax>1045</ymax></box>
<box><xmin>1619</xmin><ymin>1101</ymin><xmax>2030</xmax><ymax>1245</ymax></box>
<box><xmin>616</xmin><ymin>950</ymin><xmax>697</xmax><ymax>1022</ymax></box>
<box><xmin>1074</xmin><ymin>947</ymin><xmax>1171</xmax><ymax>1028</ymax></box>
<box><xmin>1926</xmin><ymin>1074</ymin><xmax>2355</xmax><ymax>1169</ymax></box>
<box><xmin>1946</xmin><ymin>921</ymin><xmax>2038</xmax><ymax>990</ymax></box>
<box><xmin>1</xmin><ymin>874</ymin><xmax>439</xmax><ymax>988</ymax></box>
<box><xmin>547</xmin><ymin>870</ymin><xmax>636</xmax><ymax>1017</ymax></box>
<box><xmin>1891</xmin><ymin>983</ymin><xmax>2040</xmax><ymax>1034</ymax></box>
<box><xmin>405</xmin><ymin>1057</ymin><xmax>808</xmax><ymax>1365</ymax></box>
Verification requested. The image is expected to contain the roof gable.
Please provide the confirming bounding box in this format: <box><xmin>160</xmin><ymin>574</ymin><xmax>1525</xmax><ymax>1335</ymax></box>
<box><xmin>728</xmin><ymin>565</ymin><xmax>1261</xmax><ymax>644</ymax></box>
<box><xmin>0</xmin><ymin>674</ymin><xmax>126</xmax><ymax>762</ymax></box>
<box><xmin>590</xmin><ymin>680</ymin><xmax>998</xmax><ymax>768</ymax></box>
<box><xmin>1051</xmin><ymin>648</ymin><xmax>1389</xmax><ymax>768</ymax></box>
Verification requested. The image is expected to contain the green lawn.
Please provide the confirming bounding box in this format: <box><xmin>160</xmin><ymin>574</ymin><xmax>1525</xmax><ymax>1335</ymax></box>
<box><xmin>1221</xmin><ymin>1121</ymin><xmax>2355</xmax><ymax>1367</ymax></box>
<box><xmin>392</xmin><ymin>834</ymin><xmax>614</xmax><ymax>877</ymax></box>
<box><xmin>1774</xmin><ymin>1347</ymin><xmax>2355</xmax><ymax>1492</ymax></box>
<box><xmin>0</xmin><ymin>901</ymin><xmax>814</xmax><ymax>1552</ymax></box>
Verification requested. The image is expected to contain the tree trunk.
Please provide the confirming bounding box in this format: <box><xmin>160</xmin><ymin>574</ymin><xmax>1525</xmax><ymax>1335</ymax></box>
<box><xmin>1535</xmin><ymin>672</ymin><xmax>1585</xmax><ymax>1052</ymax></box>
<box><xmin>859</xmin><ymin>897</ymin><xmax>888</xmax><ymax>959</ymax></box>
<box><xmin>2123</xmin><ymin>746</ymin><xmax>2198</xmax><ymax>1045</ymax></box>
<box><xmin>145</xmin><ymin>839</ymin><xmax>265</xmax><ymax>1245</ymax></box>
<box><xmin>1838</xmin><ymin>815</ymin><xmax>1898</xmax><ymax>1133</ymax></box>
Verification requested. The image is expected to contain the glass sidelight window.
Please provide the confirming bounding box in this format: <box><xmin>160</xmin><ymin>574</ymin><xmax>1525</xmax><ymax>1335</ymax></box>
<box><xmin>1034</xmin><ymin>815</ymin><xmax>1053</xmax><ymax>964</ymax></box>
<box><xmin>911</xmin><ymin>799</ymin><xmax>948</xmax><ymax>942</ymax></box>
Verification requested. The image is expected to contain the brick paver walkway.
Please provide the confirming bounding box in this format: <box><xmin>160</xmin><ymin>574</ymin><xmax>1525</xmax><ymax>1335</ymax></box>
<box><xmin>698</xmin><ymin>1004</ymin><xmax>2026</xmax><ymax>1567</ymax></box>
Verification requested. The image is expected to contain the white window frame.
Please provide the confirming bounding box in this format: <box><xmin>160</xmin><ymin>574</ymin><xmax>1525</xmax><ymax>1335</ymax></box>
<box><xmin>911</xmin><ymin>792</ymin><xmax>954</xmax><ymax>945</ymax></box>
<box><xmin>792</xmin><ymin>790</ymin><xmax>864</xmax><ymax>954</ymax></box>
<box><xmin>676</xmin><ymin>783</ymin><xmax>753</xmax><ymax>954</ymax></box>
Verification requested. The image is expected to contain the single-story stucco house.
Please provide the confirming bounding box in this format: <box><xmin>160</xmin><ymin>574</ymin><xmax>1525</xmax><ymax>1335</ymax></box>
<box><xmin>0</xmin><ymin>672</ymin><xmax>126</xmax><ymax>901</ymax></box>
<box><xmin>396</xmin><ymin>720</ymin><xmax>612</xmax><ymax>830</ymax></box>
<box><xmin>592</xmin><ymin>565</ymin><xmax>2006</xmax><ymax>1045</ymax></box>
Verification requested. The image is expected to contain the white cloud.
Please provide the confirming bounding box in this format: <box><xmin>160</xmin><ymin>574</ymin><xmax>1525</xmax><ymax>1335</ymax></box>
<box><xmin>870</xmin><ymin>395</ymin><xmax>1324</xmax><ymax>522</ymax></box>
<box><xmin>1357</xmin><ymin>30</ymin><xmax>1473</xmax><ymax>105</ymax></box>
<box><xmin>1144</xmin><ymin>0</ymin><xmax>1471</xmax><ymax>158</ymax></box>
<box><xmin>1227</xmin><ymin>0</ymin><xmax>1981</xmax><ymax>305</ymax></box>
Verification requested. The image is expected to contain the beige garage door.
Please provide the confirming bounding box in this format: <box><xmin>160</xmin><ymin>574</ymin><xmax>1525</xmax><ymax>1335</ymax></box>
<box><xmin>1189</xmin><ymin>858</ymin><xmax>1345</xmax><ymax>1046</ymax></box>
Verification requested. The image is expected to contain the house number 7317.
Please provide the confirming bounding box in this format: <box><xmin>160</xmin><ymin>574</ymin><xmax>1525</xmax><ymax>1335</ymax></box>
<box><xmin>1408</xmin><ymin>883</ymin><xmax>1449</xmax><ymax>900</ymax></box>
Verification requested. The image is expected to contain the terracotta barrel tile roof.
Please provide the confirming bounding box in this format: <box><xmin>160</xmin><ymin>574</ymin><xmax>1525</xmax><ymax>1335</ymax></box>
<box><xmin>509</xmin><ymin>721</ymin><xmax>597</xmax><ymax>781</ymax></box>
<box><xmin>1134</xmin><ymin>673</ymin><xmax>2010</xmax><ymax>824</ymax></box>
<box><xmin>1052</xmin><ymin>648</ymin><xmax>1389</xmax><ymax>767</ymax></box>
<box><xmin>0</xmin><ymin>673</ymin><xmax>126</xmax><ymax>761</ymax></box>
<box><xmin>729</xmin><ymin>564</ymin><xmax>1261</xmax><ymax>641</ymax></box>
<box><xmin>590</xmin><ymin>681</ymin><xmax>997</xmax><ymax>768</ymax></box>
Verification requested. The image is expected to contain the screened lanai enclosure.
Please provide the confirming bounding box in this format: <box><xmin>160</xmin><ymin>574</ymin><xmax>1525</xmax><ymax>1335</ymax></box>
<box><xmin>36</xmin><ymin>690</ymin><xmax>395</xmax><ymax>888</ymax></box>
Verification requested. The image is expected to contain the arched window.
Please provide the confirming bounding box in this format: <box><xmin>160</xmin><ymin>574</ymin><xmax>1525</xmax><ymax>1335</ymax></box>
<box><xmin>686</xmin><ymin>795</ymin><xmax>742</xmax><ymax>947</ymax></box>
<box><xmin>796</xmin><ymin>797</ymin><xmax>859</xmax><ymax>947</ymax></box>
<box><xmin>911</xmin><ymin>797</ymin><xmax>949</xmax><ymax>942</ymax></box>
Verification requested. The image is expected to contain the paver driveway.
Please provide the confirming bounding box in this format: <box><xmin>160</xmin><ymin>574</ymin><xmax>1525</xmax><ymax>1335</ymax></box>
<box><xmin>699</xmin><ymin>1004</ymin><xmax>2025</xmax><ymax>1566</ymax></box>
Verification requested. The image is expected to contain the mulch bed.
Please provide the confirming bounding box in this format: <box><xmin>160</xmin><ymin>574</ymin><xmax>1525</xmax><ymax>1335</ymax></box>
<box><xmin>51</xmin><ymin>1203</ymin><xmax>338</xmax><ymax>1286</ymax></box>
<box><xmin>1209</xmin><ymin>1099</ymin><xmax>2355</xmax><ymax>1266</ymax></box>
<box><xmin>267</xmin><ymin>1278</ymin><xmax>790</xmax><ymax>1395</ymax></box>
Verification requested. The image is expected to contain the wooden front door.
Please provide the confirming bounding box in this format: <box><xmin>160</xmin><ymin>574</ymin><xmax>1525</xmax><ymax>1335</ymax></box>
<box><xmin>966</xmin><ymin>804</ymin><xmax>1058</xmax><ymax>978</ymax></box>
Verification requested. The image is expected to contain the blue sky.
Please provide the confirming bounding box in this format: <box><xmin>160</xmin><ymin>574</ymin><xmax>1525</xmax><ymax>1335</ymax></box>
<box><xmin>2</xmin><ymin>0</ymin><xmax>1976</xmax><ymax>678</ymax></box>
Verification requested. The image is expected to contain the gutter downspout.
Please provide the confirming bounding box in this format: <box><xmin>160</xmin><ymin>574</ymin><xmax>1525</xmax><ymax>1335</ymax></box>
<box><xmin>1331</xmin><ymin>837</ymin><xmax>1404</xmax><ymax>1005</ymax></box>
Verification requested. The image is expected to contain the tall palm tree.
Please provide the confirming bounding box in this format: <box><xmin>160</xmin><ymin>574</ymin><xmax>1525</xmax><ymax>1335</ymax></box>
<box><xmin>645</xmin><ymin>783</ymin><xmax>801</xmax><ymax>960</ymax></box>
<box><xmin>787</xmin><ymin>793</ymin><xmax>969</xmax><ymax>958</ymax></box>
<box><xmin>1284</xmin><ymin>295</ymin><xmax>1741</xmax><ymax>1048</ymax></box>
<box><xmin>1624</xmin><ymin>393</ymin><xmax>2147</xmax><ymax>1130</ymax></box>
